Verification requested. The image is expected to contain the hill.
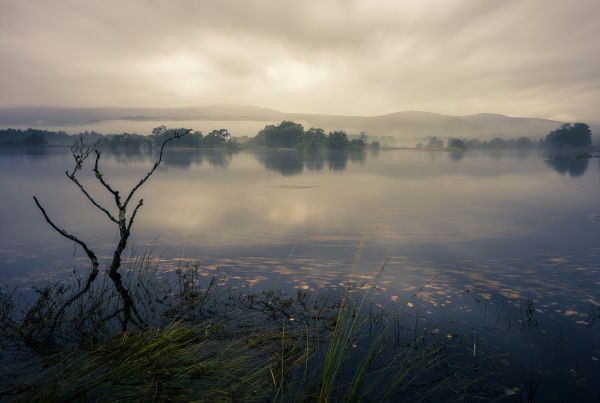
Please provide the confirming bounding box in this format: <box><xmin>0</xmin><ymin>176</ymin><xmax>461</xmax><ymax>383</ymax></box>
<box><xmin>2</xmin><ymin>106</ymin><xmax>597</xmax><ymax>143</ymax></box>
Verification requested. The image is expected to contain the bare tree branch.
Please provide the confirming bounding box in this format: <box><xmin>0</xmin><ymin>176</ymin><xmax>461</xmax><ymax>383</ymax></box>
<box><xmin>33</xmin><ymin>196</ymin><xmax>101</xmax><ymax>343</ymax></box>
<box><xmin>33</xmin><ymin>196</ymin><xmax>100</xmax><ymax>270</ymax></box>
<box><xmin>66</xmin><ymin>172</ymin><xmax>119</xmax><ymax>224</ymax></box>
<box><xmin>67</xmin><ymin>136</ymin><xmax>95</xmax><ymax>177</ymax></box>
<box><xmin>124</xmin><ymin>129</ymin><xmax>191</xmax><ymax>208</ymax></box>
<box><xmin>33</xmin><ymin>128</ymin><xmax>189</xmax><ymax>336</ymax></box>
<box><xmin>127</xmin><ymin>199</ymin><xmax>144</xmax><ymax>233</ymax></box>
<box><xmin>93</xmin><ymin>150</ymin><xmax>122</xmax><ymax>208</ymax></box>
<box><xmin>62</xmin><ymin>137</ymin><xmax>119</xmax><ymax>223</ymax></box>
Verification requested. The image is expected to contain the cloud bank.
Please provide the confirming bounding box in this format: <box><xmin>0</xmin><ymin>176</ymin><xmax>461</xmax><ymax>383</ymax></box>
<box><xmin>1</xmin><ymin>0</ymin><xmax>599</xmax><ymax>121</ymax></box>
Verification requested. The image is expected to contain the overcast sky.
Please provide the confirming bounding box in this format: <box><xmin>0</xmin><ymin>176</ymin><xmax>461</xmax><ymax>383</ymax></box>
<box><xmin>1</xmin><ymin>0</ymin><xmax>599</xmax><ymax>121</ymax></box>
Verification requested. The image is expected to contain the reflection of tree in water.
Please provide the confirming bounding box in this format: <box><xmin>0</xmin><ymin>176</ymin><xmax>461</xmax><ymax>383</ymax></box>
<box><xmin>161</xmin><ymin>150</ymin><xmax>233</xmax><ymax>168</ymax></box>
<box><xmin>256</xmin><ymin>150</ymin><xmax>305</xmax><ymax>176</ymax></box>
<box><xmin>327</xmin><ymin>151</ymin><xmax>349</xmax><ymax>171</ymax></box>
<box><xmin>448</xmin><ymin>150</ymin><xmax>464</xmax><ymax>162</ymax></box>
<box><xmin>256</xmin><ymin>149</ymin><xmax>368</xmax><ymax>175</ymax></box>
<box><xmin>1</xmin><ymin>147</ymin><xmax>47</xmax><ymax>162</ymax></box>
<box><xmin>485</xmin><ymin>149</ymin><xmax>504</xmax><ymax>159</ymax></box>
<box><xmin>108</xmin><ymin>149</ymin><xmax>233</xmax><ymax>169</ymax></box>
<box><xmin>108</xmin><ymin>148</ymin><xmax>152</xmax><ymax>165</ymax></box>
<box><xmin>515</xmin><ymin>148</ymin><xmax>535</xmax><ymax>160</ymax></box>
<box><xmin>304</xmin><ymin>151</ymin><xmax>325</xmax><ymax>171</ymax></box>
<box><xmin>204</xmin><ymin>151</ymin><xmax>233</xmax><ymax>168</ymax></box>
<box><xmin>545</xmin><ymin>157</ymin><xmax>589</xmax><ymax>177</ymax></box>
<box><xmin>348</xmin><ymin>149</ymin><xmax>366</xmax><ymax>164</ymax></box>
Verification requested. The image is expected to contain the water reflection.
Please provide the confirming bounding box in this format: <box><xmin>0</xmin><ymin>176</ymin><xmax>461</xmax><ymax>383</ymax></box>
<box><xmin>254</xmin><ymin>149</ymin><xmax>367</xmax><ymax>175</ymax></box>
<box><xmin>545</xmin><ymin>157</ymin><xmax>589</xmax><ymax>177</ymax></box>
<box><xmin>1</xmin><ymin>147</ymin><xmax>599</xmax><ymax>402</ymax></box>
<box><xmin>448</xmin><ymin>150</ymin><xmax>464</xmax><ymax>162</ymax></box>
<box><xmin>1</xmin><ymin>148</ymin><xmax>598</xmax><ymax>275</ymax></box>
<box><xmin>107</xmin><ymin>148</ymin><xmax>234</xmax><ymax>169</ymax></box>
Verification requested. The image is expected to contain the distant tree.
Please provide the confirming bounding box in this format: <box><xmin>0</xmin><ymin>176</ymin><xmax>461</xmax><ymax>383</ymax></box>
<box><xmin>349</xmin><ymin>132</ymin><xmax>368</xmax><ymax>149</ymax></box>
<box><xmin>204</xmin><ymin>129</ymin><xmax>230</xmax><ymax>146</ymax></box>
<box><xmin>544</xmin><ymin>123</ymin><xmax>592</xmax><ymax>148</ymax></box>
<box><xmin>465</xmin><ymin>139</ymin><xmax>482</xmax><ymax>149</ymax></box>
<box><xmin>102</xmin><ymin>133</ymin><xmax>153</xmax><ymax>150</ymax></box>
<box><xmin>23</xmin><ymin>133</ymin><xmax>47</xmax><ymax>147</ymax></box>
<box><xmin>253</xmin><ymin>122</ymin><xmax>367</xmax><ymax>150</ymax></box>
<box><xmin>447</xmin><ymin>138</ymin><xmax>465</xmax><ymax>150</ymax></box>
<box><xmin>327</xmin><ymin>131</ymin><xmax>350</xmax><ymax>149</ymax></box>
<box><xmin>427</xmin><ymin>137</ymin><xmax>444</xmax><ymax>149</ymax></box>
<box><xmin>176</xmin><ymin>130</ymin><xmax>203</xmax><ymax>147</ymax></box>
<box><xmin>260</xmin><ymin>121</ymin><xmax>305</xmax><ymax>148</ymax></box>
<box><xmin>304</xmin><ymin>127</ymin><xmax>327</xmax><ymax>151</ymax></box>
<box><xmin>516</xmin><ymin>137</ymin><xmax>533</xmax><ymax>148</ymax></box>
<box><xmin>488</xmin><ymin>137</ymin><xmax>507</xmax><ymax>149</ymax></box>
<box><xmin>152</xmin><ymin>126</ymin><xmax>203</xmax><ymax>148</ymax></box>
<box><xmin>151</xmin><ymin>125</ymin><xmax>168</xmax><ymax>136</ymax></box>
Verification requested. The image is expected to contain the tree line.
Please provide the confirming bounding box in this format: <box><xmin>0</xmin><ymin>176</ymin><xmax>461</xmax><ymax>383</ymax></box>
<box><xmin>0</xmin><ymin>126</ymin><xmax>238</xmax><ymax>150</ymax></box>
<box><xmin>0</xmin><ymin>121</ymin><xmax>373</xmax><ymax>151</ymax></box>
<box><xmin>2</xmin><ymin>121</ymin><xmax>591</xmax><ymax>151</ymax></box>
<box><xmin>248</xmin><ymin>120</ymin><xmax>371</xmax><ymax>150</ymax></box>
<box><xmin>416</xmin><ymin>123</ymin><xmax>593</xmax><ymax>150</ymax></box>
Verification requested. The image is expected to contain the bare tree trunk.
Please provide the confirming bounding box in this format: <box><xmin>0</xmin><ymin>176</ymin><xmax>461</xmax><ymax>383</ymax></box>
<box><xmin>107</xmin><ymin>220</ymin><xmax>142</xmax><ymax>331</ymax></box>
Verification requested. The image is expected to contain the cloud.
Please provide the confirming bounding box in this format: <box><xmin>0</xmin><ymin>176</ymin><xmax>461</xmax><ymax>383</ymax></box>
<box><xmin>1</xmin><ymin>0</ymin><xmax>599</xmax><ymax>121</ymax></box>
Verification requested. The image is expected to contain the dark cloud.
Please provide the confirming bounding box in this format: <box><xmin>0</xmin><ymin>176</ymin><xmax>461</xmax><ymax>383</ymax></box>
<box><xmin>1</xmin><ymin>0</ymin><xmax>599</xmax><ymax>121</ymax></box>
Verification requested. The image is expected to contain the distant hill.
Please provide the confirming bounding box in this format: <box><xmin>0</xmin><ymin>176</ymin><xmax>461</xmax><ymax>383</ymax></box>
<box><xmin>0</xmin><ymin>106</ymin><xmax>283</xmax><ymax>125</ymax></box>
<box><xmin>286</xmin><ymin>111</ymin><xmax>471</xmax><ymax>140</ymax></box>
<box><xmin>459</xmin><ymin>113</ymin><xmax>564</xmax><ymax>138</ymax></box>
<box><xmin>1</xmin><ymin>106</ymin><xmax>597</xmax><ymax>143</ymax></box>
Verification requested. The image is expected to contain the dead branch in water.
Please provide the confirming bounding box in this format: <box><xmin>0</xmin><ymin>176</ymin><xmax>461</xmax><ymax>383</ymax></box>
<box><xmin>32</xmin><ymin>128</ymin><xmax>190</xmax><ymax>341</ymax></box>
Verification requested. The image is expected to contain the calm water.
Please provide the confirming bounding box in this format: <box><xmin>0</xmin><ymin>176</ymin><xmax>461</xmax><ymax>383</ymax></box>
<box><xmin>1</xmin><ymin>148</ymin><xmax>600</xmax><ymax>400</ymax></box>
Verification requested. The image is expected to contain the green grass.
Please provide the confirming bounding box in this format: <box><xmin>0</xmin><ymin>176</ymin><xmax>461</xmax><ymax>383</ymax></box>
<box><xmin>5</xmin><ymin>320</ymin><xmax>304</xmax><ymax>402</ymax></box>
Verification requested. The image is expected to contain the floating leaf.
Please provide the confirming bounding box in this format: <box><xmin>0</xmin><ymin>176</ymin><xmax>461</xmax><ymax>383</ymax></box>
<box><xmin>564</xmin><ymin>309</ymin><xmax>578</xmax><ymax>316</ymax></box>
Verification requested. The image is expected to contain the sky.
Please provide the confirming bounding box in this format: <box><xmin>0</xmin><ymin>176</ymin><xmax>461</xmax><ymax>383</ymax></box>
<box><xmin>1</xmin><ymin>0</ymin><xmax>600</xmax><ymax>121</ymax></box>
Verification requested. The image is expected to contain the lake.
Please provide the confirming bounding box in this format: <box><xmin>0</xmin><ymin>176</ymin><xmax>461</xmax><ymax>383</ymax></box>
<box><xmin>1</xmin><ymin>147</ymin><xmax>600</xmax><ymax>400</ymax></box>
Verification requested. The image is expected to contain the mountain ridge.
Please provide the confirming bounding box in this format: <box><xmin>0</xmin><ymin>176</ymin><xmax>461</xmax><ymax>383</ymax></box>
<box><xmin>1</xmin><ymin>106</ymin><xmax>597</xmax><ymax>142</ymax></box>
